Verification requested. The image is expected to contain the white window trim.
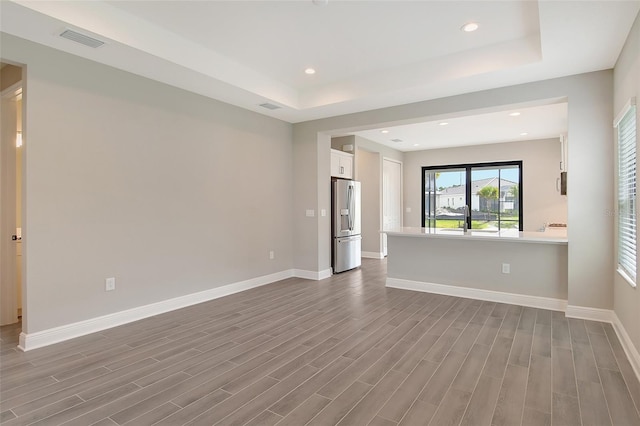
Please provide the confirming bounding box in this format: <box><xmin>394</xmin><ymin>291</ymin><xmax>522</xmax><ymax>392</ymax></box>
<box><xmin>614</xmin><ymin>96</ymin><xmax>637</xmax><ymax>288</ymax></box>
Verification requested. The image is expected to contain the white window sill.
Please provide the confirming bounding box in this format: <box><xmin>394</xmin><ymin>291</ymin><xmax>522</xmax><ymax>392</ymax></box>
<box><xmin>617</xmin><ymin>268</ymin><xmax>637</xmax><ymax>288</ymax></box>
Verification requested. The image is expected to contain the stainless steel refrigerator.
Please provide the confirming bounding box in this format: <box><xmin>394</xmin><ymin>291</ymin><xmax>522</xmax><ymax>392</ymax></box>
<box><xmin>332</xmin><ymin>179</ymin><xmax>362</xmax><ymax>273</ymax></box>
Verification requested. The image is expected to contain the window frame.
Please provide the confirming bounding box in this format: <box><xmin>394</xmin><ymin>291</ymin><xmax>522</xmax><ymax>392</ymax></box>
<box><xmin>421</xmin><ymin>160</ymin><xmax>523</xmax><ymax>232</ymax></box>
<box><xmin>615</xmin><ymin>97</ymin><xmax>637</xmax><ymax>288</ymax></box>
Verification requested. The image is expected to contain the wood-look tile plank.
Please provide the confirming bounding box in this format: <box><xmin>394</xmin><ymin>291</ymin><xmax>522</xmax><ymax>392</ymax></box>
<box><xmin>451</xmin><ymin>343</ymin><xmax>491</xmax><ymax>393</ymax></box>
<box><xmin>531</xmin><ymin>323</ymin><xmax>552</xmax><ymax>358</ymax></box>
<box><xmin>359</xmin><ymin>339</ymin><xmax>413</xmax><ymax>385</ymax></box>
<box><xmin>551</xmin><ymin>313</ymin><xmax>571</xmax><ymax>349</ymax></box>
<box><xmin>378</xmin><ymin>360</ymin><xmax>438</xmax><ymax>422</ymax></box>
<box><xmin>214</xmin><ymin>364</ymin><xmax>319</xmax><ymax>426</ymax></box>
<box><xmin>307</xmin><ymin>381</ymin><xmax>373</xmax><ymax>426</ymax></box>
<box><xmin>552</xmin><ymin>392</ymin><xmax>581</xmax><ymax>426</ymax></box>
<box><xmin>427</xmin><ymin>388</ymin><xmax>472</xmax><ymax>426</ymax></box>
<box><xmin>483</xmin><ymin>336</ymin><xmax>514</xmax><ymax>379</ymax></box>
<box><xmin>521</xmin><ymin>407</ymin><xmax>551</xmax><ymax>426</ymax></box>
<box><xmin>572</xmin><ymin>341</ymin><xmax>601</xmax><ymax>384</ymax></box>
<box><xmin>336</xmin><ymin>371</ymin><xmax>405</xmax><ymax>426</ymax></box>
<box><xmin>525</xmin><ymin>355</ymin><xmax>552</xmax><ymax>414</ymax></box>
<box><xmin>269</xmin><ymin>356</ymin><xmax>352</xmax><ymax>416</ymax></box>
<box><xmin>576</xmin><ymin>379</ymin><xmax>612</xmax><ymax>426</ymax></box>
<box><xmin>368</xmin><ymin>415</ymin><xmax>397</xmax><ymax>426</ymax></box>
<box><xmin>317</xmin><ymin>349</ymin><xmax>385</xmax><ymax>399</ymax></box>
<box><xmin>156</xmin><ymin>389</ymin><xmax>231</xmax><ymax>425</ymax></box>
<box><xmin>121</xmin><ymin>401</ymin><xmax>180</xmax><ymax>425</ymax></box>
<box><xmin>589</xmin><ymin>333</ymin><xmax>620</xmax><ymax>371</ymax></box>
<box><xmin>492</xmin><ymin>364</ymin><xmax>529</xmax><ymax>426</ymax></box>
<box><xmin>275</xmin><ymin>394</ymin><xmax>331</xmax><ymax>426</ymax></box>
<box><xmin>417</xmin><ymin>349</ymin><xmax>466</xmax><ymax>406</ymax></box>
<box><xmin>599</xmin><ymin>367</ymin><xmax>640</xmax><ymax>425</ymax></box>
<box><xmin>552</xmin><ymin>347</ymin><xmax>578</xmax><ymax>397</ymax></box>
<box><xmin>459</xmin><ymin>374</ymin><xmax>501</xmax><ymax>426</ymax></box>
<box><xmin>568</xmin><ymin>318</ymin><xmax>590</xmax><ymax>345</ymax></box>
<box><xmin>398</xmin><ymin>398</ymin><xmax>438</xmax><ymax>426</ymax></box>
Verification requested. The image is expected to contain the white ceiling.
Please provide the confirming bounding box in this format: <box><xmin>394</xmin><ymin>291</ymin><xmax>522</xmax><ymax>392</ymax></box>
<box><xmin>0</xmin><ymin>0</ymin><xmax>638</xmax><ymax>126</ymax></box>
<box><xmin>354</xmin><ymin>101</ymin><xmax>568</xmax><ymax>152</ymax></box>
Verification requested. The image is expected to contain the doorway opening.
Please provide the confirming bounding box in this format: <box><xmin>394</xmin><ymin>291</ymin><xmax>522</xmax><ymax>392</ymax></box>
<box><xmin>1</xmin><ymin>62</ymin><xmax>24</xmax><ymax>335</ymax></box>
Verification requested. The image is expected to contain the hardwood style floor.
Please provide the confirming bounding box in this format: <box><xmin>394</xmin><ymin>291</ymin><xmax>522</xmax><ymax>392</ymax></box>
<box><xmin>1</xmin><ymin>259</ymin><xmax>640</xmax><ymax>425</ymax></box>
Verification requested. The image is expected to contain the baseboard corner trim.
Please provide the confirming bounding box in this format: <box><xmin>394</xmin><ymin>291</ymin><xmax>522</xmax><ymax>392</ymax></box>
<box><xmin>611</xmin><ymin>312</ymin><xmax>640</xmax><ymax>384</ymax></box>
<box><xmin>18</xmin><ymin>269</ymin><xmax>295</xmax><ymax>352</ymax></box>
<box><xmin>362</xmin><ymin>251</ymin><xmax>385</xmax><ymax>259</ymax></box>
<box><xmin>565</xmin><ymin>305</ymin><xmax>615</xmax><ymax>323</ymax></box>
<box><xmin>294</xmin><ymin>268</ymin><xmax>332</xmax><ymax>281</ymax></box>
<box><xmin>386</xmin><ymin>277</ymin><xmax>567</xmax><ymax>311</ymax></box>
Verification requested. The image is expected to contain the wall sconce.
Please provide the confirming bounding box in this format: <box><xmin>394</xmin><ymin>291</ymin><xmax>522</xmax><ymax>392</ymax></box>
<box><xmin>16</xmin><ymin>131</ymin><xmax>22</xmax><ymax>148</ymax></box>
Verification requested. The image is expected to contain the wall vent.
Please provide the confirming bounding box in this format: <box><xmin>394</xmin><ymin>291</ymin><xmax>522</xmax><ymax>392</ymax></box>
<box><xmin>259</xmin><ymin>103</ymin><xmax>281</xmax><ymax>110</ymax></box>
<box><xmin>59</xmin><ymin>29</ymin><xmax>105</xmax><ymax>48</ymax></box>
<box><xmin>390</xmin><ymin>138</ymin><xmax>403</xmax><ymax>143</ymax></box>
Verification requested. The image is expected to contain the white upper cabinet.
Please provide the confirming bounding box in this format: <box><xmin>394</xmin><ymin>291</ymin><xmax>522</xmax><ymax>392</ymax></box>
<box><xmin>331</xmin><ymin>149</ymin><xmax>353</xmax><ymax>179</ymax></box>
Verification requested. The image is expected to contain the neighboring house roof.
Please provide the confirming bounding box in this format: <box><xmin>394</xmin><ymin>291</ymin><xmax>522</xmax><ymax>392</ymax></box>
<box><xmin>438</xmin><ymin>177</ymin><xmax>517</xmax><ymax>196</ymax></box>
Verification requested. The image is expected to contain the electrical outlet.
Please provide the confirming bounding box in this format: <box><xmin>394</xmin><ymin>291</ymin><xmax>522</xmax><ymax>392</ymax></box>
<box><xmin>501</xmin><ymin>263</ymin><xmax>510</xmax><ymax>274</ymax></box>
<box><xmin>105</xmin><ymin>277</ymin><xmax>116</xmax><ymax>291</ymax></box>
<box><xmin>269</xmin><ymin>250</ymin><xmax>275</xmax><ymax>260</ymax></box>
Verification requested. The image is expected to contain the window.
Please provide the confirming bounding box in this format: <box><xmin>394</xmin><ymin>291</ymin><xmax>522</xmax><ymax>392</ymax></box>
<box><xmin>615</xmin><ymin>98</ymin><xmax>637</xmax><ymax>286</ymax></box>
<box><xmin>422</xmin><ymin>161</ymin><xmax>523</xmax><ymax>232</ymax></box>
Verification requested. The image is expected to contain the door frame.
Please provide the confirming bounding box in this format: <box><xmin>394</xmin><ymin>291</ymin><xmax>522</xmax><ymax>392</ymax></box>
<box><xmin>1</xmin><ymin>81</ymin><xmax>22</xmax><ymax>325</ymax></box>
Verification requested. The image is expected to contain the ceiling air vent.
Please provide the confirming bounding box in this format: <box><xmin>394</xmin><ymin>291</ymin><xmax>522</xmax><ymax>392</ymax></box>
<box><xmin>391</xmin><ymin>138</ymin><xmax>403</xmax><ymax>143</ymax></box>
<box><xmin>259</xmin><ymin>103</ymin><xmax>281</xmax><ymax>110</ymax></box>
<box><xmin>59</xmin><ymin>29</ymin><xmax>105</xmax><ymax>48</ymax></box>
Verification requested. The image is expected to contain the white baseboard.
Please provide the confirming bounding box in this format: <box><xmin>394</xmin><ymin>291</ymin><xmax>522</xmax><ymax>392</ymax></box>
<box><xmin>18</xmin><ymin>269</ymin><xmax>295</xmax><ymax>351</ymax></box>
<box><xmin>293</xmin><ymin>268</ymin><xmax>332</xmax><ymax>281</ymax></box>
<box><xmin>362</xmin><ymin>251</ymin><xmax>385</xmax><ymax>259</ymax></box>
<box><xmin>612</xmin><ymin>312</ymin><xmax>640</xmax><ymax>385</ymax></box>
<box><xmin>386</xmin><ymin>277</ymin><xmax>567</xmax><ymax>312</ymax></box>
<box><xmin>565</xmin><ymin>305</ymin><xmax>614</xmax><ymax>322</ymax></box>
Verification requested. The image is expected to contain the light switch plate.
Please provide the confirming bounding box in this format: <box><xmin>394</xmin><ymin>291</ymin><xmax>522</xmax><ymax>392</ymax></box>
<box><xmin>306</xmin><ymin>209</ymin><xmax>315</xmax><ymax>217</ymax></box>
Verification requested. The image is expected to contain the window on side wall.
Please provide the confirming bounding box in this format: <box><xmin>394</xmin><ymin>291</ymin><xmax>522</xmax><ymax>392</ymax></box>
<box><xmin>615</xmin><ymin>98</ymin><xmax>637</xmax><ymax>287</ymax></box>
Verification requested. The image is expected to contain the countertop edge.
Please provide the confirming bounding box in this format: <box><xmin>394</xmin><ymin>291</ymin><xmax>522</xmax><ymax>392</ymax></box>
<box><xmin>382</xmin><ymin>228</ymin><xmax>568</xmax><ymax>245</ymax></box>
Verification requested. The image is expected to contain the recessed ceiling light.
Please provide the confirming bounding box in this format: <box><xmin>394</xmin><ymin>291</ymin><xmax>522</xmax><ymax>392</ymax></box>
<box><xmin>304</xmin><ymin>68</ymin><xmax>316</xmax><ymax>75</ymax></box>
<box><xmin>520</xmin><ymin>132</ymin><xmax>528</xmax><ymax>136</ymax></box>
<box><xmin>381</xmin><ymin>130</ymin><xmax>389</xmax><ymax>134</ymax></box>
<box><xmin>413</xmin><ymin>144</ymin><xmax>420</xmax><ymax>147</ymax></box>
<box><xmin>461</xmin><ymin>22</ymin><xmax>479</xmax><ymax>32</ymax></box>
<box><xmin>439</xmin><ymin>122</ymin><xmax>449</xmax><ymax>126</ymax></box>
<box><xmin>509</xmin><ymin>112</ymin><xmax>521</xmax><ymax>117</ymax></box>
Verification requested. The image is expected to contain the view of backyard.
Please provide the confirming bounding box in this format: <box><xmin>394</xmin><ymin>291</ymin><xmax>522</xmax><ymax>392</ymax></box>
<box><xmin>423</xmin><ymin>163</ymin><xmax>522</xmax><ymax>231</ymax></box>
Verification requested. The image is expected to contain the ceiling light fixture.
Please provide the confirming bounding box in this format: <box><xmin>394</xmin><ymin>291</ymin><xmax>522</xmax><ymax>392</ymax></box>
<box><xmin>413</xmin><ymin>144</ymin><xmax>420</xmax><ymax>147</ymax></box>
<box><xmin>304</xmin><ymin>68</ymin><xmax>316</xmax><ymax>75</ymax></box>
<box><xmin>520</xmin><ymin>132</ymin><xmax>528</xmax><ymax>136</ymax></box>
<box><xmin>439</xmin><ymin>122</ymin><xmax>449</xmax><ymax>126</ymax></box>
<box><xmin>509</xmin><ymin>112</ymin><xmax>521</xmax><ymax>117</ymax></box>
<box><xmin>461</xmin><ymin>22</ymin><xmax>479</xmax><ymax>32</ymax></box>
<box><xmin>381</xmin><ymin>130</ymin><xmax>389</xmax><ymax>134</ymax></box>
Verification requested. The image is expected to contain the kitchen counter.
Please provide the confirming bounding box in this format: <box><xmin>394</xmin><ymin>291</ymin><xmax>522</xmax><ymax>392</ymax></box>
<box><xmin>383</xmin><ymin>227</ymin><xmax>569</xmax><ymax>307</ymax></box>
<box><xmin>383</xmin><ymin>227</ymin><xmax>568</xmax><ymax>245</ymax></box>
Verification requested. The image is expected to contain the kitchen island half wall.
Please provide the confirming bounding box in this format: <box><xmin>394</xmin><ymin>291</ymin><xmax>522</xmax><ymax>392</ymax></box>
<box><xmin>385</xmin><ymin>228</ymin><xmax>568</xmax><ymax>311</ymax></box>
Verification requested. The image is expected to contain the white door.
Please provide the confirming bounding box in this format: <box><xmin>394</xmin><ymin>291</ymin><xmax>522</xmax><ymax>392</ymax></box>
<box><xmin>382</xmin><ymin>158</ymin><xmax>402</xmax><ymax>257</ymax></box>
<box><xmin>1</xmin><ymin>87</ymin><xmax>19</xmax><ymax>325</ymax></box>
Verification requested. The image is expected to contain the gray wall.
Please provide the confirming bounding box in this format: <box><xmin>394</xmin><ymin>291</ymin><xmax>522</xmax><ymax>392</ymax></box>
<box><xmin>613</xmin><ymin>12</ymin><xmax>640</xmax><ymax>359</ymax></box>
<box><xmin>387</xmin><ymin>235</ymin><xmax>568</xmax><ymax>300</ymax></box>
<box><xmin>293</xmin><ymin>70</ymin><xmax>614</xmax><ymax>313</ymax></box>
<box><xmin>404</xmin><ymin>138</ymin><xmax>568</xmax><ymax>232</ymax></box>
<box><xmin>2</xmin><ymin>34</ymin><xmax>294</xmax><ymax>333</ymax></box>
<box><xmin>355</xmin><ymin>148</ymin><xmax>381</xmax><ymax>255</ymax></box>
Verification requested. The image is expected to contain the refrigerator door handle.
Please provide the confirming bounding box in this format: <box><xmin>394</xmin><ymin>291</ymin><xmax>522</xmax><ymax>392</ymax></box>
<box><xmin>347</xmin><ymin>185</ymin><xmax>352</xmax><ymax>231</ymax></box>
